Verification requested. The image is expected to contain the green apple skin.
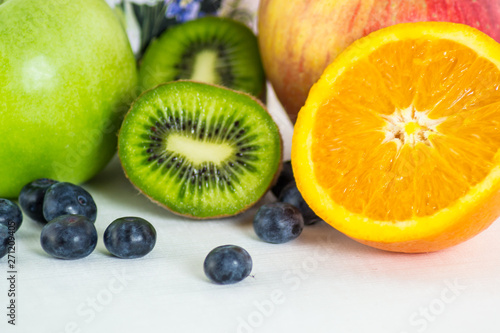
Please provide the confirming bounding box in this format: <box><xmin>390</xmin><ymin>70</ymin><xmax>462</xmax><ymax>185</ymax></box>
<box><xmin>0</xmin><ymin>0</ymin><xmax>138</xmax><ymax>198</ymax></box>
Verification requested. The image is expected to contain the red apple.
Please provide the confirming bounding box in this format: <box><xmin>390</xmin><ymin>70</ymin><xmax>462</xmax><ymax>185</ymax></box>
<box><xmin>258</xmin><ymin>0</ymin><xmax>500</xmax><ymax>122</ymax></box>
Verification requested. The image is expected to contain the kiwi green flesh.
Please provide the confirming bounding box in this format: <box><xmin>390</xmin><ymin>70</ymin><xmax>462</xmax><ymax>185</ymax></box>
<box><xmin>138</xmin><ymin>16</ymin><xmax>265</xmax><ymax>97</ymax></box>
<box><xmin>119</xmin><ymin>81</ymin><xmax>281</xmax><ymax>219</ymax></box>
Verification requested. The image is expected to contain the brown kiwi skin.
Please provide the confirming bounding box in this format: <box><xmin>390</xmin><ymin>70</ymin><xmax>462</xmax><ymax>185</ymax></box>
<box><xmin>118</xmin><ymin>80</ymin><xmax>283</xmax><ymax>220</ymax></box>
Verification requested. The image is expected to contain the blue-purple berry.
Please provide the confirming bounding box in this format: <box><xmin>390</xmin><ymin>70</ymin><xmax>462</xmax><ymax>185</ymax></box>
<box><xmin>40</xmin><ymin>215</ymin><xmax>97</xmax><ymax>260</ymax></box>
<box><xmin>19</xmin><ymin>178</ymin><xmax>58</xmax><ymax>223</ymax></box>
<box><xmin>104</xmin><ymin>217</ymin><xmax>156</xmax><ymax>259</ymax></box>
<box><xmin>271</xmin><ymin>160</ymin><xmax>294</xmax><ymax>197</ymax></box>
<box><xmin>253</xmin><ymin>202</ymin><xmax>304</xmax><ymax>244</ymax></box>
<box><xmin>43</xmin><ymin>182</ymin><xmax>97</xmax><ymax>223</ymax></box>
<box><xmin>0</xmin><ymin>224</ymin><xmax>9</xmax><ymax>259</ymax></box>
<box><xmin>279</xmin><ymin>181</ymin><xmax>321</xmax><ymax>225</ymax></box>
<box><xmin>204</xmin><ymin>245</ymin><xmax>252</xmax><ymax>284</ymax></box>
<box><xmin>0</xmin><ymin>198</ymin><xmax>23</xmax><ymax>232</ymax></box>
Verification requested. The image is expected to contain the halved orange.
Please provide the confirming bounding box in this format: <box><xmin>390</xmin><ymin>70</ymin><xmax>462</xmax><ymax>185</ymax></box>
<box><xmin>292</xmin><ymin>22</ymin><xmax>500</xmax><ymax>253</ymax></box>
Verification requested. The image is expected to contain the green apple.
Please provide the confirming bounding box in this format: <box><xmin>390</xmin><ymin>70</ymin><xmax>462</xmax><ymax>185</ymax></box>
<box><xmin>0</xmin><ymin>0</ymin><xmax>138</xmax><ymax>197</ymax></box>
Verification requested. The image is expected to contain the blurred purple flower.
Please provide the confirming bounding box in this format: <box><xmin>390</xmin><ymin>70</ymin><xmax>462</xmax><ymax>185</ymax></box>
<box><xmin>166</xmin><ymin>0</ymin><xmax>202</xmax><ymax>22</ymax></box>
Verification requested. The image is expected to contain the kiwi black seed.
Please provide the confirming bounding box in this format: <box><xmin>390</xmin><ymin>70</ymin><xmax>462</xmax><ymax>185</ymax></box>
<box><xmin>118</xmin><ymin>81</ymin><xmax>282</xmax><ymax>219</ymax></box>
<box><xmin>138</xmin><ymin>16</ymin><xmax>265</xmax><ymax>97</ymax></box>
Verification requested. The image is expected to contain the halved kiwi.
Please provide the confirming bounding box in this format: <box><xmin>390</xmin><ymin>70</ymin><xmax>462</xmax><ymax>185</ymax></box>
<box><xmin>118</xmin><ymin>81</ymin><xmax>282</xmax><ymax>219</ymax></box>
<box><xmin>138</xmin><ymin>16</ymin><xmax>265</xmax><ymax>97</ymax></box>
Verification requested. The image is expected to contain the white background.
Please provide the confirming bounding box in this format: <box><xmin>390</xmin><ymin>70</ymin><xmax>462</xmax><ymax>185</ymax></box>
<box><xmin>3</xmin><ymin>0</ymin><xmax>500</xmax><ymax>332</ymax></box>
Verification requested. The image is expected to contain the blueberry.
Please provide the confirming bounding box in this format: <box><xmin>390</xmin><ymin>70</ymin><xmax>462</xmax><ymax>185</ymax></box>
<box><xmin>40</xmin><ymin>215</ymin><xmax>97</xmax><ymax>260</ymax></box>
<box><xmin>0</xmin><ymin>199</ymin><xmax>23</xmax><ymax>232</ymax></box>
<box><xmin>19</xmin><ymin>178</ymin><xmax>58</xmax><ymax>223</ymax></box>
<box><xmin>271</xmin><ymin>160</ymin><xmax>294</xmax><ymax>197</ymax></box>
<box><xmin>43</xmin><ymin>182</ymin><xmax>97</xmax><ymax>223</ymax></box>
<box><xmin>104</xmin><ymin>217</ymin><xmax>156</xmax><ymax>259</ymax></box>
<box><xmin>203</xmin><ymin>245</ymin><xmax>252</xmax><ymax>285</ymax></box>
<box><xmin>279</xmin><ymin>181</ymin><xmax>321</xmax><ymax>225</ymax></box>
<box><xmin>0</xmin><ymin>224</ymin><xmax>9</xmax><ymax>259</ymax></box>
<box><xmin>253</xmin><ymin>202</ymin><xmax>304</xmax><ymax>244</ymax></box>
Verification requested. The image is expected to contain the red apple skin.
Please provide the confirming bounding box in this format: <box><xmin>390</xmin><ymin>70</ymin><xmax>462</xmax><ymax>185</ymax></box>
<box><xmin>258</xmin><ymin>0</ymin><xmax>500</xmax><ymax>123</ymax></box>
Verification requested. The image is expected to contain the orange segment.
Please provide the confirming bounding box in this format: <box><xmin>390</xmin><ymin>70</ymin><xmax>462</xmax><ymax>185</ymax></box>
<box><xmin>292</xmin><ymin>22</ymin><xmax>500</xmax><ymax>253</ymax></box>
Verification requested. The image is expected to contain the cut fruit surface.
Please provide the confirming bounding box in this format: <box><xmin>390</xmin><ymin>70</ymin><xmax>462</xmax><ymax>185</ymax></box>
<box><xmin>138</xmin><ymin>17</ymin><xmax>265</xmax><ymax>97</ymax></box>
<box><xmin>119</xmin><ymin>81</ymin><xmax>281</xmax><ymax>219</ymax></box>
<box><xmin>292</xmin><ymin>22</ymin><xmax>500</xmax><ymax>253</ymax></box>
